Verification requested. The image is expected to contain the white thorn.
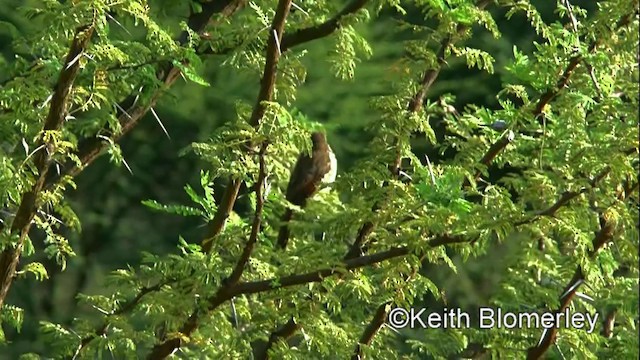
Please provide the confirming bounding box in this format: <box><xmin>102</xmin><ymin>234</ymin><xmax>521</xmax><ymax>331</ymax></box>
<box><xmin>424</xmin><ymin>155</ymin><xmax>436</xmax><ymax>185</ymax></box>
<box><xmin>291</xmin><ymin>3</ymin><xmax>309</xmax><ymax>16</ymax></box>
<box><xmin>40</xmin><ymin>94</ymin><xmax>53</xmax><ymax>109</ymax></box>
<box><xmin>273</xmin><ymin>30</ymin><xmax>282</xmax><ymax>56</ymax></box>
<box><xmin>575</xmin><ymin>291</ymin><xmax>594</xmax><ymax>302</ymax></box>
<box><xmin>106</xmin><ymin>12</ymin><xmax>131</xmax><ymax>36</ymax></box>
<box><xmin>383</xmin><ymin>323</ymin><xmax>400</xmax><ymax>334</ymax></box>
<box><xmin>91</xmin><ymin>304</ymin><xmax>110</xmax><ymax>315</ymax></box>
<box><xmin>133</xmin><ymin>86</ymin><xmax>144</xmax><ymax>107</ymax></box>
<box><xmin>537</xmin><ymin>327</ymin><xmax>548</xmax><ymax>347</ymax></box>
<box><xmin>398</xmin><ymin>170</ymin><xmax>412</xmax><ymax>181</ymax></box>
<box><xmin>560</xmin><ymin>278</ymin><xmax>583</xmax><ymax>300</ymax></box>
<box><xmin>96</xmin><ymin>134</ymin><xmax>112</xmax><ymax>143</ymax></box>
<box><xmin>65</xmin><ymin>52</ymin><xmax>83</xmax><ymax>70</ymax></box>
<box><xmin>114</xmin><ymin>102</ymin><xmax>132</xmax><ymax>119</ymax></box>
<box><xmin>21</xmin><ymin>138</ymin><xmax>29</xmax><ymax>156</ymax></box>
<box><xmin>122</xmin><ymin>157</ymin><xmax>133</xmax><ymax>175</ymax></box>
<box><xmin>150</xmin><ymin>107</ymin><xmax>170</xmax><ymax>139</ymax></box>
<box><xmin>23</xmin><ymin>144</ymin><xmax>46</xmax><ymax>164</ymax></box>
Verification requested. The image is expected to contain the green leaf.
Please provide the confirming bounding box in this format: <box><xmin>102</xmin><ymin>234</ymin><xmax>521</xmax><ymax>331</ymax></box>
<box><xmin>172</xmin><ymin>60</ymin><xmax>210</xmax><ymax>87</ymax></box>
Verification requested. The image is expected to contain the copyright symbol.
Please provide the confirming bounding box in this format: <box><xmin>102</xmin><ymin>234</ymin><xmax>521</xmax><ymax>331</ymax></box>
<box><xmin>388</xmin><ymin>308</ymin><xmax>409</xmax><ymax>329</ymax></box>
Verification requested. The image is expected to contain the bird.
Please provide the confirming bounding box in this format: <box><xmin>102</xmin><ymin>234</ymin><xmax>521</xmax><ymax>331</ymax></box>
<box><xmin>277</xmin><ymin>131</ymin><xmax>337</xmax><ymax>249</ymax></box>
<box><xmin>478</xmin><ymin>119</ymin><xmax>508</xmax><ymax>132</ymax></box>
<box><xmin>488</xmin><ymin>119</ymin><xmax>508</xmax><ymax>131</ymax></box>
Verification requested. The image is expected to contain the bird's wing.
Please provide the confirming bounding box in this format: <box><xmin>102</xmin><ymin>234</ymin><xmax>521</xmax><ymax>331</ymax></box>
<box><xmin>286</xmin><ymin>154</ymin><xmax>319</xmax><ymax>205</ymax></box>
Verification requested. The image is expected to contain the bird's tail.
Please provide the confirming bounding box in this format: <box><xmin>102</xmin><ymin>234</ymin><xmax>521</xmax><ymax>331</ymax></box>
<box><xmin>277</xmin><ymin>209</ymin><xmax>293</xmax><ymax>249</ymax></box>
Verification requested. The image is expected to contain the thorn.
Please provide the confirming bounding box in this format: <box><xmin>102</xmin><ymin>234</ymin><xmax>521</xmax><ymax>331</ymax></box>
<box><xmin>263</xmin><ymin>178</ymin><xmax>272</xmax><ymax>197</ymax></box>
<box><xmin>424</xmin><ymin>155</ymin><xmax>436</xmax><ymax>185</ymax></box>
<box><xmin>105</xmin><ymin>12</ymin><xmax>131</xmax><ymax>36</ymax></box>
<box><xmin>40</xmin><ymin>94</ymin><xmax>53</xmax><ymax>109</ymax></box>
<box><xmin>91</xmin><ymin>304</ymin><xmax>110</xmax><ymax>315</ymax></box>
<box><xmin>256</xmin><ymin>25</ymin><xmax>270</xmax><ymax>37</ymax></box>
<box><xmin>150</xmin><ymin>107</ymin><xmax>171</xmax><ymax>139</ymax></box>
<box><xmin>21</xmin><ymin>138</ymin><xmax>29</xmax><ymax>156</ymax></box>
<box><xmin>291</xmin><ymin>3</ymin><xmax>309</xmax><ymax>16</ymax></box>
<box><xmin>230</xmin><ymin>299</ymin><xmax>240</xmax><ymax>330</ymax></box>
<box><xmin>65</xmin><ymin>52</ymin><xmax>83</xmax><ymax>70</ymax></box>
<box><xmin>398</xmin><ymin>170</ymin><xmax>412</xmax><ymax>181</ymax></box>
<box><xmin>383</xmin><ymin>323</ymin><xmax>400</xmax><ymax>334</ymax></box>
<box><xmin>38</xmin><ymin>210</ymin><xmax>65</xmax><ymax>225</ymax></box>
<box><xmin>574</xmin><ymin>291</ymin><xmax>594</xmax><ymax>302</ymax></box>
<box><xmin>96</xmin><ymin>134</ymin><xmax>112</xmax><ymax>143</ymax></box>
<box><xmin>114</xmin><ymin>102</ymin><xmax>132</xmax><ymax>119</ymax></box>
<box><xmin>273</xmin><ymin>29</ymin><xmax>282</xmax><ymax>56</ymax></box>
<box><xmin>132</xmin><ymin>86</ymin><xmax>144</xmax><ymax>107</ymax></box>
<box><xmin>23</xmin><ymin>144</ymin><xmax>46</xmax><ymax>165</ymax></box>
<box><xmin>554</xmin><ymin>341</ymin><xmax>567</xmax><ymax>360</ymax></box>
<box><xmin>560</xmin><ymin>278</ymin><xmax>583</xmax><ymax>300</ymax></box>
<box><xmin>537</xmin><ymin>327</ymin><xmax>548</xmax><ymax>347</ymax></box>
<box><xmin>122</xmin><ymin>157</ymin><xmax>133</xmax><ymax>175</ymax></box>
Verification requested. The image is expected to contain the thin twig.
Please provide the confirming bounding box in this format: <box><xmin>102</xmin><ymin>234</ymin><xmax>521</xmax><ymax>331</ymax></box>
<box><xmin>0</xmin><ymin>24</ymin><xmax>95</xmax><ymax>309</ymax></box>
<box><xmin>146</xmin><ymin>245</ymin><xmax>410</xmax><ymax>359</ymax></box>
<box><xmin>201</xmin><ymin>0</ymin><xmax>371</xmax><ymax>56</ymax></box>
<box><xmin>469</xmin><ymin>11</ymin><xmax>635</xmax><ymax>187</ymax></box>
<box><xmin>43</xmin><ymin>0</ymin><xmax>247</xmax><ymax>190</ymax></box>
<box><xmin>227</xmin><ymin>142</ymin><xmax>268</xmax><ymax>284</ymax></box>
<box><xmin>201</xmin><ymin>0</ymin><xmax>293</xmax><ymax>253</ymax></box>
<box><xmin>526</xmin><ymin>182</ymin><xmax>637</xmax><ymax>359</ymax></box>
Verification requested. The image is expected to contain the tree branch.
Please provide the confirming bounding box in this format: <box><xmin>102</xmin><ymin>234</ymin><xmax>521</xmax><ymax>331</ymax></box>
<box><xmin>44</xmin><ymin>0</ymin><xmax>246</xmax><ymax>189</ymax></box>
<box><xmin>526</xmin><ymin>182</ymin><xmax>637</xmax><ymax>359</ymax></box>
<box><xmin>348</xmin><ymin>31</ymin><xmax>452</xmax><ymax>260</ymax></box>
<box><xmin>462</xmin><ymin>53</ymin><xmax>581</xmax><ymax>188</ymax></box>
<box><xmin>280</xmin><ymin>0</ymin><xmax>369</xmax><ymax>52</ymax></box>
<box><xmin>201</xmin><ymin>0</ymin><xmax>293</xmax><ymax>253</ymax></box>
<box><xmin>350</xmin><ymin>0</ymin><xmax>492</xmax><ymax>260</ymax></box>
<box><xmin>469</xmin><ymin>12</ymin><xmax>636</xmax><ymax>185</ymax></box>
<box><xmin>513</xmin><ymin>147</ymin><xmax>636</xmax><ymax>227</ymax></box>
<box><xmin>347</xmin><ymin>2</ymin><xmax>492</xmax><ymax>354</ymax></box>
<box><xmin>146</xmin><ymin>1</ymin><xmax>295</xmax><ymax>357</ymax></box>
<box><xmin>228</xmin><ymin>142</ymin><xmax>268</xmax><ymax>284</ymax></box>
<box><xmin>482</xmin><ymin>15</ymin><xmax>637</xmax><ymax>356</ymax></box>
<box><xmin>235</xmin><ymin>246</ymin><xmax>410</xmax><ymax>296</ymax></box>
<box><xmin>514</xmin><ymin>166</ymin><xmax>612</xmax><ymax>226</ymax></box>
<box><xmin>248</xmin><ymin>2</ymin><xmax>292</xmax><ymax>127</ymax></box>
<box><xmin>0</xmin><ymin>24</ymin><xmax>94</xmax><ymax>309</ymax></box>
<box><xmin>345</xmin><ymin>221</ymin><xmax>375</xmax><ymax>260</ymax></box>
<box><xmin>200</xmin><ymin>0</ymin><xmax>371</xmax><ymax>56</ymax></box>
<box><xmin>69</xmin><ymin>280</ymin><xmax>169</xmax><ymax>359</ymax></box>
<box><xmin>246</xmin><ymin>2</ymin><xmax>483</xmax><ymax>354</ymax></box>
<box><xmin>254</xmin><ymin>318</ymin><xmax>301</xmax><ymax>360</ymax></box>
<box><xmin>59</xmin><ymin>3</ymin><xmax>248</xmax><ymax>355</ymax></box>
<box><xmin>351</xmin><ymin>302</ymin><xmax>390</xmax><ymax>359</ymax></box>
<box><xmin>146</xmin><ymin>245</ymin><xmax>410</xmax><ymax>359</ymax></box>
<box><xmin>146</xmin><ymin>142</ymin><xmax>269</xmax><ymax>359</ymax></box>
<box><xmin>259</xmin><ymin>231</ymin><xmax>468</xmax><ymax>358</ymax></box>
